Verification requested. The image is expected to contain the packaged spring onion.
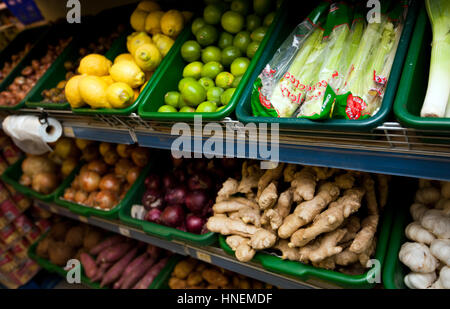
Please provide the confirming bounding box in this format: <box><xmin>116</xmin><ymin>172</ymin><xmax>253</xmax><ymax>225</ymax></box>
<box><xmin>251</xmin><ymin>0</ymin><xmax>406</xmax><ymax>121</ymax></box>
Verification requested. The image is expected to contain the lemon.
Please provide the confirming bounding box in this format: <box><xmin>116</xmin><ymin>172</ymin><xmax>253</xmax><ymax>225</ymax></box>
<box><xmin>161</xmin><ymin>10</ymin><xmax>184</xmax><ymax>38</ymax></box>
<box><xmin>101</xmin><ymin>75</ymin><xmax>114</xmax><ymax>85</ymax></box>
<box><xmin>65</xmin><ymin>75</ymin><xmax>85</xmax><ymax>108</ymax></box>
<box><xmin>134</xmin><ymin>43</ymin><xmax>162</xmax><ymax>72</ymax></box>
<box><xmin>182</xmin><ymin>11</ymin><xmax>193</xmax><ymax>23</ymax></box>
<box><xmin>114</xmin><ymin>53</ymin><xmax>134</xmax><ymax>64</ymax></box>
<box><xmin>137</xmin><ymin>1</ymin><xmax>160</xmax><ymax>12</ymax></box>
<box><xmin>127</xmin><ymin>32</ymin><xmax>153</xmax><ymax>56</ymax></box>
<box><xmin>145</xmin><ymin>10</ymin><xmax>164</xmax><ymax>35</ymax></box>
<box><xmin>152</xmin><ymin>34</ymin><xmax>174</xmax><ymax>57</ymax></box>
<box><xmin>110</xmin><ymin>60</ymin><xmax>146</xmax><ymax>88</ymax></box>
<box><xmin>106</xmin><ymin>82</ymin><xmax>135</xmax><ymax>108</ymax></box>
<box><xmin>78</xmin><ymin>76</ymin><xmax>110</xmax><ymax>108</ymax></box>
<box><xmin>130</xmin><ymin>9</ymin><xmax>148</xmax><ymax>32</ymax></box>
<box><xmin>78</xmin><ymin>54</ymin><xmax>112</xmax><ymax>76</ymax></box>
<box><xmin>141</xmin><ymin>80</ymin><xmax>149</xmax><ymax>93</ymax></box>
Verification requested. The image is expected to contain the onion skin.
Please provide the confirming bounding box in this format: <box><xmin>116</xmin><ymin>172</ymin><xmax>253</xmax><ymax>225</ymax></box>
<box><xmin>126</xmin><ymin>167</ymin><xmax>141</xmax><ymax>185</ymax></box>
<box><xmin>145</xmin><ymin>174</ymin><xmax>160</xmax><ymax>190</ymax></box>
<box><xmin>80</xmin><ymin>171</ymin><xmax>101</xmax><ymax>193</ymax></box>
<box><xmin>186</xmin><ymin>214</ymin><xmax>205</xmax><ymax>234</ymax></box>
<box><xmin>162</xmin><ymin>173</ymin><xmax>177</xmax><ymax>189</ymax></box>
<box><xmin>141</xmin><ymin>189</ymin><xmax>164</xmax><ymax>210</ymax></box>
<box><xmin>115</xmin><ymin>159</ymin><xmax>133</xmax><ymax>178</ymax></box>
<box><xmin>87</xmin><ymin>160</ymin><xmax>108</xmax><ymax>176</ymax></box>
<box><xmin>130</xmin><ymin>148</ymin><xmax>149</xmax><ymax>167</ymax></box>
<box><xmin>145</xmin><ymin>208</ymin><xmax>162</xmax><ymax>224</ymax></box>
<box><xmin>185</xmin><ymin>190</ymin><xmax>209</xmax><ymax>215</ymax></box>
<box><xmin>32</xmin><ymin>172</ymin><xmax>58</xmax><ymax>194</ymax></box>
<box><xmin>187</xmin><ymin>174</ymin><xmax>213</xmax><ymax>190</ymax></box>
<box><xmin>63</xmin><ymin>188</ymin><xmax>76</xmax><ymax>201</ymax></box>
<box><xmin>103</xmin><ymin>151</ymin><xmax>119</xmax><ymax>165</ymax></box>
<box><xmin>74</xmin><ymin>190</ymin><xmax>88</xmax><ymax>204</ymax></box>
<box><xmin>99</xmin><ymin>174</ymin><xmax>121</xmax><ymax>192</ymax></box>
<box><xmin>116</xmin><ymin>144</ymin><xmax>133</xmax><ymax>158</ymax></box>
<box><xmin>164</xmin><ymin>186</ymin><xmax>187</xmax><ymax>205</ymax></box>
<box><xmin>95</xmin><ymin>191</ymin><xmax>117</xmax><ymax>209</ymax></box>
<box><xmin>160</xmin><ymin>205</ymin><xmax>185</xmax><ymax>228</ymax></box>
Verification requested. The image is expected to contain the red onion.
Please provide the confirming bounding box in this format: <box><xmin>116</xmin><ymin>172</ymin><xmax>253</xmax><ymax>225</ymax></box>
<box><xmin>161</xmin><ymin>205</ymin><xmax>185</xmax><ymax>227</ymax></box>
<box><xmin>185</xmin><ymin>190</ymin><xmax>209</xmax><ymax>215</ymax></box>
<box><xmin>187</xmin><ymin>160</ymin><xmax>207</xmax><ymax>174</ymax></box>
<box><xmin>164</xmin><ymin>186</ymin><xmax>186</xmax><ymax>205</ymax></box>
<box><xmin>142</xmin><ymin>189</ymin><xmax>164</xmax><ymax>210</ymax></box>
<box><xmin>186</xmin><ymin>214</ymin><xmax>205</xmax><ymax>234</ymax></box>
<box><xmin>144</xmin><ymin>174</ymin><xmax>160</xmax><ymax>190</ymax></box>
<box><xmin>171</xmin><ymin>157</ymin><xmax>184</xmax><ymax>168</ymax></box>
<box><xmin>162</xmin><ymin>173</ymin><xmax>177</xmax><ymax>189</ymax></box>
<box><xmin>145</xmin><ymin>208</ymin><xmax>162</xmax><ymax>223</ymax></box>
<box><xmin>173</xmin><ymin>168</ymin><xmax>186</xmax><ymax>183</ymax></box>
<box><xmin>187</xmin><ymin>174</ymin><xmax>213</xmax><ymax>191</ymax></box>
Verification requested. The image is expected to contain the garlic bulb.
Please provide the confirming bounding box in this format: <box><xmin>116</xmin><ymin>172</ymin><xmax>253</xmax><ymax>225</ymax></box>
<box><xmin>399</xmin><ymin>242</ymin><xmax>438</xmax><ymax>273</ymax></box>
<box><xmin>421</xmin><ymin>209</ymin><xmax>450</xmax><ymax>239</ymax></box>
<box><xmin>404</xmin><ymin>272</ymin><xmax>436</xmax><ymax>289</ymax></box>
<box><xmin>430</xmin><ymin>239</ymin><xmax>450</xmax><ymax>266</ymax></box>
<box><xmin>429</xmin><ymin>266</ymin><xmax>450</xmax><ymax>289</ymax></box>
<box><xmin>405</xmin><ymin>222</ymin><xmax>436</xmax><ymax>245</ymax></box>
<box><xmin>410</xmin><ymin>203</ymin><xmax>428</xmax><ymax>222</ymax></box>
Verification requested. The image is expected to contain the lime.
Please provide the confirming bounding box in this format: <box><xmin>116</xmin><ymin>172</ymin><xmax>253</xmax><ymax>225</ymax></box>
<box><xmin>178</xmin><ymin>77</ymin><xmax>196</xmax><ymax>92</ymax></box>
<box><xmin>263</xmin><ymin>12</ymin><xmax>276</xmax><ymax>26</ymax></box>
<box><xmin>215</xmin><ymin>72</ymin><xmax>235</xmax><ymax>89</ymax></box>
<box><xmin>231</xmin><ymin>57</ymin><xmax>250</xmax><ymax>76</ymax></box>
<box><xmin>181</xmin><ymin>80</ymin><xmax>206</xmax><ymax>106</ymax></box>
<box><xmin>218</xmin><ymin>32</ymin><xmax>234</xmax><ymax>49</ymax></box>
<box><xmin>246</xmin><ymin>14</ymin><xmax>261</xmax><ymax>31</ymax></box>
<box><xmin>191</xmin><ymin>18</ymin><xmax>206</xmax><ymax>35</ymax></box>
<box><xmin>182</xmin><ymin>61</ymin><xmax>203</xmax><ymax>79</ymax></box>
<box><xmin>230</xmin><ymin>0</ymin><xmax>249</xmax><ymax>15</ymax></box>
<box><xmin>231</xmin><ymin>74</ymin><xmax>242</xmax><ymax>87</ymax></box>
<box><xmin>196</xmin><ymin>101</ymin><xmax>217</xmax><ymax>113</ymax></box>
<box><xmin>246</xmin><ymin>40</ymin><xmax>260</xmax><ymax>58</ymax></box>
<box><xmin>220</xmin><ymin>88</ymin><xmax>236</xmax><ymax>105</ymax></box>
<box><xmin>179</xmin><ymin>106</ymin><xmax>195</xmax><ymax>112</ymax></box>
<box><xmin>207</xmin><ymin>86</ymin><xmax>224</xmax><ymax>104</ymax></box>
<box><xmin>253</xmin><ymin>0</ymin><xmax>272</xmax><ymax>16</ymax></box>
<box><xmin>201</xmin><ymin>46</ymin><xmax>222</xmax><ymax>63</ymax></box>
<box><xmin>195</xmin><ymin>25</ymin><xmax>219</xmax><ymax>46</ymax></box>
<box><xmin>221</xmin><ymin>11</ymin><xmax>244</xmax><ymax>34</ymax></box>
<box><xmin>233</xmin><ymin>31</ymin><xmax>251</xmax><ymax>53</ymax></box>
<box><xmin>198</xmin><ymin>77</ymin><xmax>215</xmax><ymax>90</ymax></box>
<box><xmin>178</xmin><ymin>95</ymin><xmax>188</xmax><ymax>107</ymax></box>
<box><xmin>204</xmin><ymin>4</ymin><xmax>223</xmax><ymax>25</ymax></box>
<box><xmin>181</xmin><ymin>40</ymin><xmax>201</xmax><ymax>62</ymax></box>
<box><xmin>158</xmin><ymin>105</ymin><xmax>177</xmax><ymax>112</ymax></box>
<box><xmin>164</xmin><ymin>91</ymin><xmax>181</xmax><ymax>108</ymax></box>
<box><xmin>201</xmin><ymin>61</ymin><xmax>223</xmax><ymax>79</ymax></box>
<box><xmin>251</xmin><ymin>26</ymin><xmax>268</xmax><ymax>42</ymax></box>
<box><xmin>221</xmin><ymin>46</ymin><xmax>241</xmax><ymax>66</ymax></box>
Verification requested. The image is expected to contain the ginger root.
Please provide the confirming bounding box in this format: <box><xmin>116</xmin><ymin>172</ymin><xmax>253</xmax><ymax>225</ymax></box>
<box><xmin>226</xmin><ymin>235</ymin><xmax>256</xmax><ymax>262</ymax></box>
<box><xmin>405</xmin><ymin>222</ymin><xmax>436</xmax><ymax>245</ymax></box>
<box><xmin>261</xmin><ymin>188</ymin><xmax>294</xmax><ymax>230</ymax></box>
<box><xmin>258</xmin><ymin>182</ymin><xmax>278</xmax><ymax>210</ymax></box>
<box><xmin>298</xmin><ymin>229</ymin><xmax>347</xmax><ymax>263</ymax></box>
<box><xmin>349</xmin><ymin>215</ymin><xmax>379</xmax><ymax>254</ymax></box>
<box><xmin>273</xmin><ymin>240</ymin><xmax>301</xmax><ymax>261</ymax></box>
<box><xmin>238</xmin><ymin>161</ymin><xmax>263</xmax><ymax>194</ymax></box>
<box><xmin>335</xmin><ymin>172</ymin><xmax>356</xmax><ymax>190</ymax></box>
<box><xmin>216</xmin><ymin>178</ymin><xmax>239</xmax><ymax>202</ymax></box>
<box><xmin>283</xmin><ymin>164</ymin><xmax>297</xmax><ymax>182</ymax></box>
<box><xmin>363</xmin><ymin>174</ymin><xmax>378</xmax><ymax>215</ymax></box>
<box><xmin>291</xmin><ymin>167</ymin><xmax>317</xmax><ymax>202</ymax></box>
<box><xmin>213</xmin><ymin>197</ymin><xmax>258</xmax><ymax>214</ymax></box>
<box><xmin>256</xmin><ymin>163</ymin><xmax>284</xmax><ymax>198</ymax></box>
<box><xmin>376</xmin><ymin>174</ymin><xmax>390</xmax><ymax>209</ymax></box>
<box><xmin>415</xmin><ymin>187</ymin><xmax>441</xmax><ymax>205</ymax></box>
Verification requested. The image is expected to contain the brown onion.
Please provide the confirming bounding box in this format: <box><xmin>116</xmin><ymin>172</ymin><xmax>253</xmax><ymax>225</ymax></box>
<box><xmin>130</xmin><ymin>148</ymin><xmax>149</xmax><ymax>167</ymax></box>
<box><xmin>116</xmin><ymin>144</ymin><xmax>133</xmax><ymax>158</ymax></box>
<box><xmin>126</xmin><ymin>167</ymin><xmax>141</xmax><ymax>185</ymax></box>
<box><xmin>87</xmin><ymin>160</ymin><xmax>108</xmax><ymax>176</ymax></box>
<box><xmin>74</xmin><ymin>190</ymin><xmax>88</xmax><ymax>204</ymax></box>
<box><xmin>95</xmin><ymin>191</ymin><xmax>117</xmax><ymax>209</ymax></box>
<box><xmin>99</xmin><ymin>142</ymin><xmax>114</xmax><ymax>157</ymax></box>
<box><xmin>114</xmin><ymin>159</ymin><xmax>133</xmax><ymax>178</ymax></box>
<box><xmin>99</xmin><ymin>174</ymin><xmax>121</xmax><ymax>192</ymax></box>
<box><xmin>80</xmin><ymin>170</ymin><xmax>101</xmax><ymax>193</ymax></box>
<box><xmin>32</xmin><ymin>172</ymin><xmax>58</xmax><ymax>194</ymax></box>
<box><xmin>103</xmin><ymin>151</ymin><xmax>119</xmax><ymax>165</ymax></box>
<box><xmin>85</xmin><ymin>192</ymin><xmax>97</xmax><ymax>207</ymax></box>
<box><xmin>72</xmin><ymin>175</ymin><xmax>81</xmax><ymax>190</ymax></box>
<box><xmin>63</xmin><ymin>188</ymin><xmax>76</xmax><ymax>201</ymax></box>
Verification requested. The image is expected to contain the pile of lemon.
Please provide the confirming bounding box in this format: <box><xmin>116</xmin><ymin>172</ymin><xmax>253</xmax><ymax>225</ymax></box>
<box><xmin>65</xmin><ymin>1</ymin><xmax>192</xmax><ymax>110</ymax></box>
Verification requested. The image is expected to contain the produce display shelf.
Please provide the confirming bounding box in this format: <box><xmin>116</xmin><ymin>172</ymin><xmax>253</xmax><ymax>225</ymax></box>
<box><xmin>34</xmin><ymin>201</ymin><xmax>330</xmax><ymax>289</ymax></box>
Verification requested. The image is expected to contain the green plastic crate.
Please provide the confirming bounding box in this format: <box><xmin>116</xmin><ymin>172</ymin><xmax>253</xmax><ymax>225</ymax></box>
<box><xmin>219</xmin><ymin>196</ymin><xmax>395</xmax><ymax>289</ymax></box>
<box><xmin>119</xmin><ymin>180</ymin><xmax>217</xmax><ymax>246</ymax></box>
<box><xmin>235</xmin><ymin>0</ymin><xmax>419</xmax><ymax>132</ymax></box>
<box><xmin>137</xmin><ymin>1</ymin><xmax>288</xmax><ymax>121</ymax></box>
<box><xmin>54</xmin><ymin>163</ymin><xmax>151</xmax><ymax>219</ymax></box>
<box><xmin>393</xmin><ymin>3</ymin><xmax>450</xmax><ymax>131</ymax></box>
<box><xmin>0</xmin><ymin>156</ymin><xmax>82</xmax><ymax>202</ymax></box>
<box><xmin>0</xmin><ymin>24</ymin><xmax>79</xmax><ymax>111</ymax></box>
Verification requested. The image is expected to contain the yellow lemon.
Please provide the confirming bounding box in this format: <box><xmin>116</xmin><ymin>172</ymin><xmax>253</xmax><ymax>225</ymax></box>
<box><xmin>106</xmin><ymin>82</ymin><xmax>135</xmax><ymax>108</ymax></box>
<box><xmin>110</xmin><ymin>60</ymin><xmax>145</xmax><ymax>88</ymax></box>
<box><xmin>181</xmin><ymin>11</ymin><xmax>193</xmax><ymax>23</ymax></box>
<box><xmin>137</xmin><ymin>1</ymin><xmax>160</xmax><ymax>13</ymax></box>
<box><xmin>152</xmin><ymin>34</ymin><xmax>174</xmax><ymax>57</ymax></box>
<box><xmin>134</xmin><ymin>43</ymin><xmax>162</xmax><ymax>72</ymax></box>
<box><xmin>101</xmin><ymin>75</ymin><xmax>114</xmax><ymax>85</ymax></box>
<box><xmin>78</xmin><ymin>76</ymin><xmax>110</xmax><ymax>108</ymax></box>
<box><xmin>65</xmin><ymin>75</ymin><xmax>85</xmax><ymax>108</ymax></box>
<box><xmin>161</xmin><ymin>10</ymin><xmax>184</xmax><ymax>38</ymax></box>
<box><xmin>144</xmin><ymin>10</ymin><xmax>164</xmax><ymax>35</ymax></box>
<box><xmin>130</xmin><ymin>9</ymin><xmax>148</xmax><ymax>32</ymax></box>
<box><xmin>140</xmin><ymin>80</ymin><xmax>149</xmax><ymax>93</ymax></box>
<box><xmin>78</xmin><ymin>54</ymin><xmax>112</xmax><ymax>76</ymax></box>
<box><xmin>114</xmin><ymin>53</ymin><xmax>135</xmax><ymax>64</ymax></box>
<box><xmin>127</xmin><ymin>32</ymin><xmax>153</xmax><ymax>56</ymax></box>
<box><xmin>133</xmin><ymin>89</ymin><xmax>140</xmax><ymax>101</ymax></box>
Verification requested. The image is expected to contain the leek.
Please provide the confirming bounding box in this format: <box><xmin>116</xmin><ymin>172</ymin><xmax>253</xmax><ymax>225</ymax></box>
<box><xmin>420</xmin><ymin>0</ymin><xmax>450</xmax><ymax>118</ymax></box>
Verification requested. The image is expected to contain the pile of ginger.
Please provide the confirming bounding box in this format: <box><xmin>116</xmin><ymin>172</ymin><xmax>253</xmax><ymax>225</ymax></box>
<box><xmin>206</xmin><ymin>161</ymin><xmax>390</xmax><ymax>273</ymax></box>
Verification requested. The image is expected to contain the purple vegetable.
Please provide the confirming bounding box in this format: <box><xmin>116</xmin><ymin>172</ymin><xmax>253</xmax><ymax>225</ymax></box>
<box><xmin>162</xmin><ymin>173</ymin><xmax>177</xmax><ymax>189</ymax></box>
<box><xmin>89</xmin><ymin>235</ymin><xmax>124</xmax><ymax>255</ymax></box>
<box><xmin>161</xmin><ymin>205</ymin><xmax>185</xmax><ymax>227</ymax></box>
<box><xmin>114</xmin><ymin>252</ymin><xmax>148</xmax><ymax>289</ymax></box>
<box><xmin>145</xmin><ymin>174</ymin><xmax>160</xmax><ymax>190</ymax></box>
<box><xmin>133</xmin><ymin>257</ymin><xmax>169</xmax><ymax>289</ymax></box>
<box><xmin>100</xmin><ymin>247</ymin><xmax>138</xmax><ymax>287</ymax></box>
<box><xmin>91</xmin><ymin>262</ymin><xmax>113</xmax><ymax>282</ymax></box>
<box><xmin>120</xmin><ymin>255</ymin><xmax>157</xmax><ymax>289</ymax></box>
<box><xmin>173</xmin><ymin>168</ymin><xmax>186</xmax><ymax>183</ymax></box>
<box><xmin>96</xmin><ymin>242</ymin><xmax>132</xmax><ymax>264</ymax></box>
<box><xmin>187</xmin><ymin>174</ymin><xmax>213</xmax><ymax>190</ymax></box>
<box><xmin>146</xmin><ymin>244</ymin><xmax>161</xmax><ymax>258</ymax></box>
<box><xmin>186</xmin><ymin>214</ymin><xmax>205</xmax><ymax>234</ymax></box>
<box><xmin>142</xmin><ymin>189</ymin><xmax>164</xmax><ymax>210</ymax></box>
<box><xmin>145</xmin><ymin>208</ymin><xmax>162</xmax><ymax>223</ymax></box>
<box><xmin>185</xmin><ymin>190</ymin><xmax>209</xmax><ymax>214</ymax></box>
<box><xmin>80</xmin><ymin>253</ymin><xmax>97</xmax><ymax>279</ymax></box>
<box><xmin>164</xmin><ymin>186</ymin><xmax>187</xmax><ymax>205</ymax></box>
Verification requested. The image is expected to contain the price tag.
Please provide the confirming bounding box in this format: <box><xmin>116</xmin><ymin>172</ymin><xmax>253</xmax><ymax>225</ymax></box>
<box><xmin>78</xmin><ymin>216</ymin><xmax>88</xmax><ymax>223</ymax></box>
<box><xmin>196</xmin><ymin>251</ymin><xmax>211</xmax><ymax>263</ymax></box>
<box><xmin>118</xmin><ymin>226</ymin><xmax>130</xmax><ymax>237</ymax></box>
<box><xmin>49</xmin><ymin>205</ymin><xmax>58</xmax><ymax>214</ymax></box>
<box><xmin>63</xmin><ymin>126</ymin><xmax>75</xmax><ymax>137</ymax></box>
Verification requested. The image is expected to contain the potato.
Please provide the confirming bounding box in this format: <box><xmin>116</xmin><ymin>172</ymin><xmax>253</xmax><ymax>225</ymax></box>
<box><xmin>65</xmin><ymin>226</ymin><xmax>85</xmax><ymax>248</ymax></box>
<box><xmin>48</xmin><ymin>241</ymin><xmax>75</xmax><ymax>266</ymax></box>
<box><xmin>49</xmin><ymin>221</ymin><xmax>71</xmax><ymax>241</ymax></box>
<box><xmin>173</xmin><ymin>259</ymin><xmax>197</xmax><ymax>279</ymax></box>
<box><xmin>36</xmin><ymin>237</ymin><xmax>52</xmax><ymax>258</ymax></box>
<box><xmin>83</xmin><ymin>229</ymin><xmax>103</xmax><ymax>251</ymax></box>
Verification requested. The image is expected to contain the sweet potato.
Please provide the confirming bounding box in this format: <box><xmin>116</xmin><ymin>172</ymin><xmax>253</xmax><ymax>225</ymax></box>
<box><xmin>80</xmin><ymin>253</ymin><xmax>97</xmax><ymax>279</ymax></box>
<box><xmin>89</xmin><ymin>235</ymin><xmax>124</xmax><ymax>255</ymax></box>
<box><xmin>91</xmin><ymin>262</ymin><xmax>113</xmax><ymax>282</ymax></box>
<box><xmin>120</xmin><ymin>255</ymin><xmax>157</xmax><ymax>289</ymax></box>
<box><xmin>100</xmin><ymin>247</ymin><xmax>138</xmax><ymax>288</ymax></box>
<box><xmin>113</xmin><ymin>252</ymin><xmax>149</xmax><ymax>289</ymax></box>
<box><xmin>95</xmin><ymin>242</ymin><xmax>131</xmax><ymax>264</ymax></box>
<box><xmin>133</xmin><ymin>257</ymin><xmax>169</xmax><ymax>289</ymax></box>
<box><xmin>146</xmin><ymin>244</ymin><xmax>161</xmax><ymax>257</ymax></box>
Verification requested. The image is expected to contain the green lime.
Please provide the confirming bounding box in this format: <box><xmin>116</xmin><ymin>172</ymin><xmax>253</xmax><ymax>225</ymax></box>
<box><xmin>198</xmin><ymin>77</ymin><xmax>215</xmax><ymax>90</ymax></box>
<box><xmin>215</xmin><ymin>72</ymin><xmax>235</xmax><ymax>89</ymax></box>
<box><xmin>195</xmin><ymin>25</ymin><xmax>219</xmax><ymax>46</ymax></box>
<box><xmin>196</xmin><ymin>101</ymin><xmax>217</xmax><ymax>113</ymax></box>
<box><xmin>263</xmin><ymin>12</ymin><xmax>276</xmax><ymax>26</ymax></box>
<box><xmin>253</xmin><ymin>0</ymin><xmax>272</xmax><ymax>16</ymax></box>
<box><xmin>218</xmin><ymin>32</ymin><xmax>234</xmax><ymax>49</ymax></box>
<box><xmin>158</xmin><ymin>105</ymin><xmax>177</xmax><ymax>112</ymax></box>
<box><xmin>178</xmin><ymin>95</ymin><xmax>188</xmax><ymax>107</ymax></box>
<box><xmin>181</xmin><ymin>40</ymin><xmax>201</xmax><ymax>62</ymax></box>
<box><xmin>182</xmin><ymin>61</ymin><xmax>203</xmax><ymax>79</ymax></box>
<box><xmin>246</xmin><ymin>14</ymin><xmax>261</xmax><ymax>32</ymax></box>
<box><xmin>221</xmin><ymin>46</ymin><xmax>241</xmax><ymax>66</ymax></box>
<box><xmin>246</xmin><ymin>40</ymin><xmax>260</xmax><ymax>58</ymax></box>
<box><xmin>230</xmin><ymin>0</ymin><xmax>250</xmax><ymax>15</ymax></box>
<box><xmin>201</xmin><ymin>61</ymin><xmax>224</xmax><ymax>79</ymax></box>
<box><xmin>207</xmin><ymin>86</ymin><xmax>224</xmax><ymax>103</ymax></box>
<box><xmin>178</xmin><ymin>77</ymin><xmax>197</xmax><ymax>92</ymax></box>
<box><xmin>233</xmin><ymin>31</ymin><xmax>251</xmax><ymax>53</ymax></box>
<box><xmin>220</xmin><ymin>88</ymin><xmax>236</xmax><ymax>105</ymax></box>
<box><xmin>251</xmin><ymin>26</ymin><xmax>268</xmax><ymax>42</ymax></box>
<box><xmin>164</xmin><ymin>91</ymin><xmax>181</xmax><ymax>108</ymax></box>
<box><xmin>204</xmin><ymin>4</ymin><xmax>223</xmax><ymax>25</ymax></box>
<box><xmin>201</xmin><ymin>46</ymin><xmax>222</xmax><ymax>63</ymax></box>
<box><xmin>231</xmin><ymin>74</ymin><xmax>242</xmax><ymax>87</ymax></box>
<box><xmin>221</xmin><ymin>11</ymin><xmax>244</xmax><ymax>34</ymax></box>
<box><xmin>230</xmin><ymin>57</ymin><xmax>250</xmax><ymax>76</ymax></box>
<box><xmin>179</xmin><ymin>106</ymin><xmax>195</xmax><ymax>112</ymax></box>
<box><xmin>181</xmin><ymin>80</ymin><xmax>206</xmax><ymax>107</ymax></box>
<box><xmin>191</xmin><ymin>18</ymin><xmax>206</xmax><ymax>35</ymax></box>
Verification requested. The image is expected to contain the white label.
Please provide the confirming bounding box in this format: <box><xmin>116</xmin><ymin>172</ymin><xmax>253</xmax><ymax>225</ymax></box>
<box><xmin>63</xmin><ymin>126</ymin><xmax>75</xmax><ymax>137</ymax></box>
<box><xmin>118</xmin><ymin>226</ymin><xmax>130</xmax><ymax>237</ymax></box>
<box><xmin>78</xmin><ymin>216</ymin><xmax>88</xmax><ymax>223</ymax></box>
<box><xmin>196</xmin><ymin>251</ymin><xmax>211</xmax><ymax>263</ymax></box>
